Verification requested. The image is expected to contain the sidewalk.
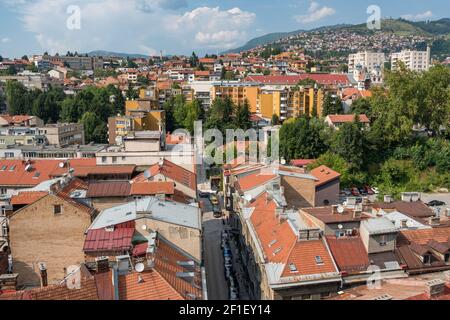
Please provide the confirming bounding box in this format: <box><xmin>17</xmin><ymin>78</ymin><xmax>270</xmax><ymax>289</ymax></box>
<box><xmin>225</xmin><ymin>225</ymin><xmax>250</xmax><ymax>300</ymax></box>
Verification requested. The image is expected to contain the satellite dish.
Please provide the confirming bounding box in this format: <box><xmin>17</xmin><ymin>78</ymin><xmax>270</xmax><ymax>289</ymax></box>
<box><xmin>280</xmin><ymin>158</ymin><xmax>286</xmax><ymax>165</ymax></box>
<box><xmin>141</xmin><ymin>224</ymin><xmax>147</xmax><ymax>231</ymax></box>
<box><xmin>338</xmin><ymin>224</ymin><xmax>343</xmax><ymax>230</ymax></box>
<box><xmin>59</xmin><ymin>162</ymin><xmax>65</xmax><ymax>168</ymax></box>
<box><xmin>337</xmin><ymin>205</ymin><xmax>344</xmax><ymax>214</ymax></box>
<box><xmin>244</xmin><ymin>194</ymin><xmax>252</xmax><ymax>202</ymax></box>
<box><xmin>135</xmin><ymin>263</ymin><xmax>145</xmax><ymax>273</ymax></box>
<box><xmin>143</xmin><ymin>170</ymin><xmax>151</xmax><ymax>180</ymax></box>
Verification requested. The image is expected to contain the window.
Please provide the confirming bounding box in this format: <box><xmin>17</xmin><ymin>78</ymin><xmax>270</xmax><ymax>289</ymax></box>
<box><xmin>0</xmin><ymin>188</ymin><xmax>7</xmax><ymax>195</ymax></box>
<box><xmin>9</xmin><ymin>165</ymin><xmax>15</xmax><ymax>171</ymax></box>
<box><xmin>0</xmin><ymin>165</ymin><xmax>6</xmax><ymax>171</ymax></box>
<box><xmin>301</xmin><ymin>294</ymin><xmax>311</xmax><ymax>300</ymax></box>
<box><xmin>379</xmin><ymin>235</ymin><xmax>387</xmax><ymax>246</ymax></box>
<box><xmin>112</xmin><ymin>156</ymin><xmax>117</xmax><ymax>164</ymax></box>
<box><xmin>320</xmin><ymin>292</ymin><xmax>331</xmax><ymax>299</ymax></box>
<box><xmin>101</xmin><ymin>156</ymin><xmax>107</xmax><ymax>163</ymax></box>
<box><xmin>53</xmin><ymin>205</ymin><xmax>62</xmax><ymax>215</ymax></box>
<box><xmin>315</xmin><ymin>256</ymin><xmax>324</xmax><ymax>265</ymax></box>
<box><xmin>423</xmin><ymin>254</ymin><xmax>431</xmax><ymax>265</ymax></box>
<box><xmin>445</xmin><ymin>253</ymin><xmax>449</xmax><ymax>263</ymax></box>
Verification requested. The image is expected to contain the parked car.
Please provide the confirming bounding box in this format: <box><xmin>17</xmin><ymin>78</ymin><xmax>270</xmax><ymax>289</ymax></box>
<box><xmin>371</xmin><ymin>186</ymin><xmax>379</xmax><ymax>194</ymax></box>
<box><xmin>427</xmin><ymin>200</ymin><xmax>446</xmax><ymax>207</ymax></box>
<box><xmin>221</xmin><ymin>231</ymin><xmax>229</xmax><ymax>240</ymax></box>
<box><xmin>230</xmin><ymin>290</ymin><xmax>239</xmax><ymax>300</ymax></box>
<box><xmin>223</xmin><ymin>248</ymin><xmax>232</xmax><ymax>258</ymax></box>
<box><xmin>199</xmin><ymin>191</ymin><xmax>209</xmax><ymax>198</ymax></box>
<box><xmin>359</xmin><ymin>187</ymin><xmax>367</xmax><ymax>195</ymax></box>
<box><xmin>342</xmin><ymin>188</ymin><xmax>351</xmax><ymax>196</ymax></box>
<box><xmin>224</xmin><ymin>267</ymin><xmax>233</xmax><ymax>279</ymax></box>
<box><xmin>351</xmin><ymin>187</ymin><xmax>360</xmax><ymax>196</ymax></box>
<box><xmin>213</xmin><ymin>205</ymin><xmax>222</xmax><ymax>218</ymax></box>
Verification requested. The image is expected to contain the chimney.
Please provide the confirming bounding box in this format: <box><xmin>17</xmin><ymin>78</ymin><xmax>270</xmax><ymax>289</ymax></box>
<box><xmin>401</xmin><ymin>219</ymin><xmax>408</xmax><ymax>229</ymax></box>
<box><xmin>444</xmin><ymin>271</ymin><xmax>450</xmax><ymax>283</ymax></box>
<box><xmin>95</xmin><ymin>256</ymin><xmax>110</xmax><ymax>273</ymax></box>
<box><xmin>38</xmin><ymin>262</ymin><xmax>48</xmax><ymax>287</ymax></box>
<box><xmin>425</xmin><ymin>279</ymin><xmax>445</xmax><ymax>298</ymax></box>
<box><xmin>0</xmin><ymin>273</ymin><xmax>19</xmax><ymax>291</ymax></box>
<box><xmin>384</xmin><ymin>195</ymin><xmax>392</xmax><ymax>203</ymax></box>
<box><xmin>428</xmin><ymin>216</ymin><xmax>441</xmax><ymax>226</ymax></box>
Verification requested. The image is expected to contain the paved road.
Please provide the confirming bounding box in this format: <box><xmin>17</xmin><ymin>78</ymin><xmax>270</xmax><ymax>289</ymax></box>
<box><xmin>421</xmin><ymin>193</ymin><xmax>450</xmax><ymax>216</ymax></box>
<box><xmin>201</xmin><ymin>198</ymin><xmax>229</xmax><ymax>300</ymax></box>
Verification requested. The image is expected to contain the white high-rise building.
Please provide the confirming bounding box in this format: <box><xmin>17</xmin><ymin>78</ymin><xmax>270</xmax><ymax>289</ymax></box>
<box><xmin>348</xmin><ymin>51</ymin><xmax>386</xmax><ymax>74</ymax></box>
<box><xmin>391</xmin><ymin>47</ymin><xmax>431</xmax><ymax>72</ymax></box>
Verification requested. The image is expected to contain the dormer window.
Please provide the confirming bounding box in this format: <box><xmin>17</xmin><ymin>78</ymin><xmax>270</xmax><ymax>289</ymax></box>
<box><xmin>289</xmin><ymin>263</ymin><xmax>298</xmax><ymax>273</ymax></box>
<box><xmin>423</xmin><ymin>254</ymin><xmax>431</xmax><ymax>265</ymax></box>
<box><xmin>315</xmin><ymin>256</ymin><xmax>324</xmax><ymax>265</ymax></box>
<box><xmin>444</xmin><ymin>253</ymin><xmax>449</xmax><ymax>263</ymax></box>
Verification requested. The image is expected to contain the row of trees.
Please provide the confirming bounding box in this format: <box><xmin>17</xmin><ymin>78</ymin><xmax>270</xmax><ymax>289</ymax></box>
<box><xmin>163</xmin><ymin>95</ymin><xmax>252</xmax><ymax>134</ymax></box>
<box><xmin>279</xmin><ymin>64</ymin><xmax>450</xmax><ymax>197</ymax></box>
<box><xmin>3</xmin><ymin>81</ymin><xmax>125</xmax><ymax>143</ymax></box>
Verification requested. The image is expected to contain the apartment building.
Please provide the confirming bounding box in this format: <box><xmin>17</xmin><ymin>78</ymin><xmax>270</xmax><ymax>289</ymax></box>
<box><xmin>37</xmin><ymin>123</ymin><xmax>85</xmax><ymax>146</ymax></box>
<box><xmin>391</xmin><ymin>47</ymin><xmax>431</xmax><ymax>72</ymax></box>
<box><xmin>45</xmin><ymin>54</ymin><xmax>103</xmax><ymax>71</ymax></box>
<box><xmin>108</xmin><ymin>111</ymin><xmax>165</xmax><ymax>145</ymax></box>
<box><xmin>258</xmin><ymin>86</ymin><xmax>324</xmax><ymax>120</ymax></box>
<box><xmin>348</xmin><ymin>51</ymin><xmax>385</xmax><ymax>74</ymax></box>
<box><xmin>211</xmin><ymin>82</ymin><xmax>260</xmax><ymax>113</ymax></box>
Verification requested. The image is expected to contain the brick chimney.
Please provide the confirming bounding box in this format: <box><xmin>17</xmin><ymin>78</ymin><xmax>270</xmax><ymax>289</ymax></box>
<box><xmin>38</xmin><ymin>262</ymin><xmax>48</xmax><ymax>287</ymax></box>
<box><xmin>425</xmin><ymin>279</ymin><xmax>445</xmax><ymax>299</ymax></box>
<box><xmin>95</xmin><ymin>256</ymin><xmax>110</xmax><ymax>274</ymax></box>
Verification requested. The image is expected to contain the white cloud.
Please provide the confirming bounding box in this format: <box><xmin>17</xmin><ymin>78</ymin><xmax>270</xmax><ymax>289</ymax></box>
<box><xmin>401</xmin><ymin>10</ymin><xmax>433</xmax><ymax>21</ymax></box>
<box><xmin>3</xmin><ymin>1</ymin><xmax>256</xmax><ymax>54</ymax></box>
<box><xmin>171</xmin><ymin>7</ymin><xmax>255</xmax><ymax>49</ymax></box>
<box><xmin>294</xmin><ymin>1</ymin><xmax>335</xmax><ymax>24</ymax></box>
<box><xmin>1</xmin><ymin>37</ymin><xmax>11</xmax><ymax>43</ymax></box>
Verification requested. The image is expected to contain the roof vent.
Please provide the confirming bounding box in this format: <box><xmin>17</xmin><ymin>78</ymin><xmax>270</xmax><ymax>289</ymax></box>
<box><xmin>426</xmin><ymin>279</ymin><xmax>445</xmax><ymax>298</ymax></box>
<box><xmin>373</xmin><ymin>294</ymin><xmax>393</xmax><ymax>300</ymax></box>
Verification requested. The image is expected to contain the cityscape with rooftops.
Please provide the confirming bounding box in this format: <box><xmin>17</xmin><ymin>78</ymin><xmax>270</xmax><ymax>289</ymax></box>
<box><xmin>0</xmin><ymin>0</ymin><xmax>449</xmax><ymax>308</ymax></box>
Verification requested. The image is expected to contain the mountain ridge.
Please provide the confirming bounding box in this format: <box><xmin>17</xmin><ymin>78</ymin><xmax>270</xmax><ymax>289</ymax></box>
<box><xmin>225</xmin><ymin>18</ymin><xmax>450</xmax><ymax>54</ymax></box>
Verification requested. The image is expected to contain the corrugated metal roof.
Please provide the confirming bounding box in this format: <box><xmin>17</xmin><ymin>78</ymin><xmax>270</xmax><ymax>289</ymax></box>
<box><xmin>86</xmin><ymin>181</ymin><xmax>131</xmax><ymax>198</ymax></box>
<box><xmin>83</xmin><ymin>221</ymin><xmax>135</xmax><ymax>252</ymax></box>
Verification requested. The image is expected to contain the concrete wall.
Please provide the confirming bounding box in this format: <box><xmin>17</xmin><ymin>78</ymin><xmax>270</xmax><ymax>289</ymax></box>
<box><xmin>281</xmin><ymin>176</ymin><xmax>316</xmax><ymax>209</ymax></box>
<box><xmin>315</xmin><ymin>179</ymin><xmax>340</xmax><ymax>206</ymax></box>
<box><xmin>135</xmin><ymin>217</ymin><xmax>201</xmax><ymax>262</ymax></box>
<box><xmin>9</xmin><ymin>194</ymin><xmax>91</xmax><ymax>286</ymax></box>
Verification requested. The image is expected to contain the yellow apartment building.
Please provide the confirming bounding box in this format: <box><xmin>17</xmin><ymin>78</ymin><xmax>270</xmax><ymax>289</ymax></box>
<box><xmin>211</xmin><ymin>83</ymin><xmax>260</xmax><ymax>112</ymax></box>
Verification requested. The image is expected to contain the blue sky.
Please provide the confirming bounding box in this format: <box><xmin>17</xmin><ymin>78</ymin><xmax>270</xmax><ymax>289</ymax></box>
<box><xmin>0</xmin><ymin>0</ymin><xmax>448</xmax><ymax>58</ymax></box>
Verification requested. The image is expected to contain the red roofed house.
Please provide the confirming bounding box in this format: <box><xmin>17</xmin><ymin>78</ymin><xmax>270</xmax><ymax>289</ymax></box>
<box><xmin>8</xmin><ymin>177</ymin><xmax>97</xmax><ymax>287</ymax></box>
<box><xmin>325</xmin><ymin>114</ymin><xmax>370</xmax><ymax>130</ymax></box>
<box><xmin>133</xmin><ymin>159</ymin><xmax>196</xmax><ymax>199</ymax></box>
<box><xmin>309</xmin><ymin>165</ymin><xmax>341</xmax><ymax>206</ymax></box>
<box><xmin>236</xmin><ymin>192</ymin><xmax>341</xmax><ymax>300</ymax></box>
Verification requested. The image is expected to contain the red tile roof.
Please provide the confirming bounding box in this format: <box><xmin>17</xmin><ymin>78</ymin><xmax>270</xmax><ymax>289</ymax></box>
<box><xmin>134</xmin><ymin>160</ymin><xmax>196</xmax><ymax>191</ymax></box>
<box><xmin>130</xmin><ymin>182</ymin><xmax>175</xmax><ymax>196</ymax></box>
<box><xmin>119</xmin><ymin>237</ymin><xmax>202</xmax><ymax>300</ymax></box>
<box><xmin>0</xmin><ymin>159</ymin><xmax>61</xmax><ymax>187</ymax></box>
<box><xmin>10</xmin><ymin>191</ymin><xmax>48</xmax><ymax>205</ymax></box>
<box><xmin>326</xmin><ymin>236</ymin><xmax>370</xmax><ymax>274</ymax></box>
<box><xmin>373</xmin><ymin>201</ymin><xmax>434</xmax><ymax>219</ymax></box>
<box><xmin>249</xmin><ymin>192</ymin><xmax>338</xmax><ymax>278</ymax></box>
<box><xmin>406</xmin><ymin>284</ymin><xmax>450</xmax><ymax>300</ymax></box>
<box><xmin>281</xmin><ymin>240</ymin><xmax>337</xmax><ymax>277</ymax></box>
<box><xmin>55</xmin><ymin>178</ymin><xmax>96</xmax><ymax>216</ymax></box>
<box><xmin>397</xmin><ymin>227</ymin><xmax>450</xmax><ymax>246</ymax></box>
<box><xmin>0</xmin><ymin>115</ymin><xmax>36</xmax><ymax>125</ymax></box>
<box><xmin>86</xmin><ymin>181</ymin><xmax>131</xmax><ymax>198</ymax></box>
<box><xmin>310</xmin><ymin>165</ymin><xmax>341</xmax><ymax>187</ymax></box>
<box><xmin>327</xmin><ymin>114</ymin><xmax>370</xmax><ymax>124</ymax></box>
<box><xmin>301</xmin><ymin>206</ymin><xmax>367</xmax><ymax>224</ymax></box>
<box><xmin>83</xmin><ymin>221</ymin><xmax>135</xmax><ymax>252</ymax></box>
<box><xmin>236</xmin><ymin>171</ymin><xmax>277</xmax><ymax>192</ymax></box>
<box><xmin>118</xmin><ymin>271</ymin><xmax>183</xmax><ymax>300</ymax></box>
<box><xmin>245</xmin><ymin>74</ymin><xmax>351</xmax><ymax>86</ymax></box>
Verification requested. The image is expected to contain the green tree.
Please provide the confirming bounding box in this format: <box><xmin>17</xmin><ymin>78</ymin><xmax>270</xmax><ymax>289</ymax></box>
<box><xmin>271</xmin><ymin>114</ymin><xmax>280</xmax><ymax>125</ymax></box>
<box><xmin>205</xmin><ymin>97</ymin><xmax>234</xmax><ymax>132</ymax></box>
<box><xmin>5</xmin><ymin>81</ymin><xmax>31</xmax><ymax>115</ymax></box>
<box><xmin>331</xmin><ymin>116</ymin><xmax>365</xmax><ymax>171</ymax></box>
<box><xmin>234</xmin><ymin>100</ymin><xmax>252</xmax><ymax>130</ymax></box>
<box><xmin>322</xmin><ymin>93</ymin><xmax>343</xmax><ymax>116</ymax></box>
<box><xmin>81</xmin><ymin>112</ymin><xmax>107</xmax><ymax>143</ymax></box>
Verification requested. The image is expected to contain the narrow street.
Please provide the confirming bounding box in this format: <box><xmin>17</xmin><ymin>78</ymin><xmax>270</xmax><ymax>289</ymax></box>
<box><xmin>201</xmin><ymin>197</ymin><xmax>229</xmax><ymax>300</ymax></box>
